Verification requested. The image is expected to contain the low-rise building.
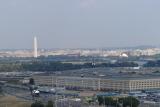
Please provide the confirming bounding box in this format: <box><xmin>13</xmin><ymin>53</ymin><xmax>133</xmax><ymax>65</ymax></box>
<box><xmin>33</xmin><ymin>75</ymin><xmax>160</xmax><ymax>91</ymax></box>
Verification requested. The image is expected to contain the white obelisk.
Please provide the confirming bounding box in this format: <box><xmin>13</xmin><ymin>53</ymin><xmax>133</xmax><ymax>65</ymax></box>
<box><xmin>34</xmin><ymin>36</ymin><xmax>38</xmax><ymax>58</ymax></box>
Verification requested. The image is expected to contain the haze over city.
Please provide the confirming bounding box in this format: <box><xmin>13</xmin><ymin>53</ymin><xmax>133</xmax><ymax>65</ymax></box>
<box><xmin>0</xmin><ymin>0</ymin><xmax>160</xmax><ymax>49</ymax></box>
<box><xmin>2</xmin><ymin>1</ymin><xmax>160</xmax><ymax>107</ymax></box>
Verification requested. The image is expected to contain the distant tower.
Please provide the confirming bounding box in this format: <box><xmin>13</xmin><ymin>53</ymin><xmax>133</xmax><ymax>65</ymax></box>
<box><xmin>33</xmin><ymin>36</ymin><xmax>38</xmax><ymax>58</ymax></box>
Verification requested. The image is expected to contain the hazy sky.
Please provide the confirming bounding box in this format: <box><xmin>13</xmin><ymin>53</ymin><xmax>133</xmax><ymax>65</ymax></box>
<box><xmin>0</xmin><ymin>0</ymin><xmax>160</xmax><ymax>49</ymax></box>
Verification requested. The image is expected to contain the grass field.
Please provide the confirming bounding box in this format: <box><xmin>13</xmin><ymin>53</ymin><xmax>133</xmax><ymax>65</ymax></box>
<box><xmin>0</xmin><ymin>96</ymin><xmax>31</xmax><ymax>107</ymax></box>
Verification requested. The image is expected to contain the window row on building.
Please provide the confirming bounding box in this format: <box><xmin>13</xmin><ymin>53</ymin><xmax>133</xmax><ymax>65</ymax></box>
<box><xmin>33</xmin><ymin>76</ymin><xmax>160</xmax><ymax>91</ymax></box>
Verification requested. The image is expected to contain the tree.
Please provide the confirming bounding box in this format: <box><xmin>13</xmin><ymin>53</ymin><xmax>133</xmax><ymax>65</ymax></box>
<box><xmin>119</xmin><ymin>96</ymin><xmax>140</xmax><ymax>107</ymax></box>
<box><xmin>29</xmin><ymin>78</ymin><xmax>36</xmax><ymax>98</ymax></box>
<box><xmin>104</xmin><ymin>97</ymin><xmax>117</xmax><ymax>106</ymax></box>
<box><xmin>97</xmin><ymin>96</ymin><xmax>104</xmax><ymax>105</ymax></box>
<box><xmin>46</xmin><ymin>100</ymin><xmax>55</xmax><ymax>107</ymax></box>
<box><xmin>31</xmin><ymin>101</ymin><xmax>44</xmax><ymax>107</ymax></box>
<box><xmin>29</xmin><ymin>78</ymin><xmax>35</xmax><ymax>85</ymax></box>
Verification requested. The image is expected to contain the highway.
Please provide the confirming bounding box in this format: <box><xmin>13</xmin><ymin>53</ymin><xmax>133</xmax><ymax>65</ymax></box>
<box><xmin>2</xmin><ymin>84</ymin><xmax>69</xmax><ymax>104</ymax></box>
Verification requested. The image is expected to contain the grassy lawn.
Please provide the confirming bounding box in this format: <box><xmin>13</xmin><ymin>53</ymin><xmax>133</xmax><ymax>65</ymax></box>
<box><xmin>0</xmin><ymin>96</ymin><xmax>31</xmax><ymax>107</ymax></box>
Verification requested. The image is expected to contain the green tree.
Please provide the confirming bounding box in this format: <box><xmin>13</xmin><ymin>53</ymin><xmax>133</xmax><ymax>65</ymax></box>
<box><xmin>29</xmin><ymin>78</ymin><xmax>36</xmax><ymax>97</ymax></box>
<box><xmin>119</xmin><ymin>96</ymin><xmax>140</xmax><ymax>107</ymax></box>
<box><xmin>104</xmin><ymin>97</ymin><xmax>117</xmax><ymax>106</ymax></box>
<box><xmin>46</xmin><ymin>100</ymin><xmax>55</xmax><ymax>107</ymax></box>
<box><xmin>97</xmin><ymin>96</ymin><xmax>104</xmax><ymax>105</ymax></box>
<box><xmin>29</xmin><ymin>78</ymin><xmax>35</xmax><ymax>85</ymax></box>
<box><xmin>31</xmin><ymin>101</ymin><xmax>44</xmax><ymax>107</ymax></box>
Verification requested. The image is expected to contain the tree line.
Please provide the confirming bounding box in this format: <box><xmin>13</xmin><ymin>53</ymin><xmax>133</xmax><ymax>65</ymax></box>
<box><xmin>144</xmin><ymin>60</ymin><xmax>160</xmax><ymax>67</ymax></box>
<box><xmin>0</xmin><ymin>61</ymin><xmax>139</xmax><ymax>72</ymax></box>
<box><xmin>22</xmin><ymin>61</ymin><xmax>139</xmax><ymax>71</ymax></box>
<box><xmin>97</xmin><ymin>96</ymin><xmax>140</xmax><ymax>107</ymax></box>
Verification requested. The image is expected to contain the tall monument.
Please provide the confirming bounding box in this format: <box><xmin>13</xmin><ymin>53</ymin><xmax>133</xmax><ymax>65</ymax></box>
<box><xmin>33</xmin><ymin>36</ymin><xmax>38</xmax><ymax>58</ymax></box>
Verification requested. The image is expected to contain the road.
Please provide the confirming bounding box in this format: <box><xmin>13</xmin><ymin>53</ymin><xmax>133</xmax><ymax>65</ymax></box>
<box><xmin>2</xmin><ymin>84</ymin><xmax>67</xmax><ymax>103</ymax></box>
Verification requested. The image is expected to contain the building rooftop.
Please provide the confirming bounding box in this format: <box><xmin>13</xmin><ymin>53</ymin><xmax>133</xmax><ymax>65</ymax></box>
<box><xmin>34</xmin><ymin>67</ymin><xmax>160</xmax><ymax>80</ymax></box>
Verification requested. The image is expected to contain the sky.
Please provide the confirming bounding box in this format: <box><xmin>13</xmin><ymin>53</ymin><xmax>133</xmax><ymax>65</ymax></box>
<box><xmin>0</xmin><ymin>0</ymin><xmax>160</xmax><ymax>49</ymax></box>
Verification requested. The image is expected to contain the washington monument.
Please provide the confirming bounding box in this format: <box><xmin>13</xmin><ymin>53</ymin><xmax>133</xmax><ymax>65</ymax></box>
<box><xmin>33</xmin><ymin>36</ymin><xmax>38</xmax><ymax>58</ymax></box>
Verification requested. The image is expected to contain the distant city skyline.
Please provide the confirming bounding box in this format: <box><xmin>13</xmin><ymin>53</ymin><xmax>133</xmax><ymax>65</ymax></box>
<box><xmin>0</xmin><ymin>0</ymin><xmax>160</xmax><ymax>49</ymax></box>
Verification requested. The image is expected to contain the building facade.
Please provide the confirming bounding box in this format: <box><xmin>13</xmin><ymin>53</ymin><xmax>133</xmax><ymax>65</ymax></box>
<box><xmin>33</xmin><ymin>76</ymin><xmax>160</xmax><ymax>91</ymax></box>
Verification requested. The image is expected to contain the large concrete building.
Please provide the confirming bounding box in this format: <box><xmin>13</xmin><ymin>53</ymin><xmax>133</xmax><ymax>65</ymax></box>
<box><xmin>33</xmin><ymin>75</ymin><xmax>160</xmax><ymax>91</ymax></box>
